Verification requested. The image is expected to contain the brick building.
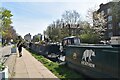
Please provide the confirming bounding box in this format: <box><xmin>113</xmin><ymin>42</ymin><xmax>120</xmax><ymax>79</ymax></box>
<box><xmin>93</xmin><ymin>1</ymin><xmax>120</xmax><ymax>39</ymax></box>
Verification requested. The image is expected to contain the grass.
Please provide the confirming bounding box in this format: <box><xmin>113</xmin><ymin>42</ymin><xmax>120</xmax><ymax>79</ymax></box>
<box><xmin>27</xmin><ymin>49</ymin><xmax>84</xmax><ymax>79</ymax></box>
<box><xmin>0</xmin><ymin>42</ymin><xmax>2</xmax><ymax>47</ymax></box>
<box><xmin>12</xmin><ymin>44</ymin><xmax>16</xmax><ymax>48</ymax></box>
<box><xmin>0</xmin><ymin>63</ymin><xmax>5</xmax><ymax>71</ymax></box>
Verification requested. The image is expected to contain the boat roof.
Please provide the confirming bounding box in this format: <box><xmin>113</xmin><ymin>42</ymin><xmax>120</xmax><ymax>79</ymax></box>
<box><xmin>63</xmin><ymin>36</ymin><xmax>78</xmax><ymax>39</ymax></box>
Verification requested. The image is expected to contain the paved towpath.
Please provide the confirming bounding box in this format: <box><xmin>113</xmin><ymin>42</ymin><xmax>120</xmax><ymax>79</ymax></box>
<box><xmin>12</xmin><ymin>48</ymin><xmax>58</xmax><ymax>79</ymax></box>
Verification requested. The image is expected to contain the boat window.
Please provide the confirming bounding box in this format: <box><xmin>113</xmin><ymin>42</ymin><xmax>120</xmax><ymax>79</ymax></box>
<box><xmin>74</xmin><ymin>38</ymin><xmax>80</xmax><ymax>45</ymax></box>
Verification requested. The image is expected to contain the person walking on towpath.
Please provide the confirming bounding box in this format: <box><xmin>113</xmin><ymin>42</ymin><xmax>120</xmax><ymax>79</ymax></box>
<box><xmin>17</xmin><ymin>41</ymin><xmax>23</xmax><ymax>57</ymax></box>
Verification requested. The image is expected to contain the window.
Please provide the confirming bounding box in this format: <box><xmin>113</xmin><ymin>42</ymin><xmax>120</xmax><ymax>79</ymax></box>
<box><xmin>71</xmin><ymin>30</ymin><xmax>74</xmax><ymax>35</ymax></box>
<box><xmin>108</xmin><ymin>32</ymin><xmax>113</xmax><ymax>37</ymax></box>
<box><xmin>107</xmin><ymin>8</ymin><xmax>112</xmax><ymax>14</ymax></box>
<box><xmin>74</xmin><ymin>38</ymin><xmax>80</xmax><ymax>45</ymax></box>
<box><xmin>108</xmin><ymin>24</ymin><xmax>112</xmax><ymax>29</ymax></box>
<box><xmin>108</xmin><ymin>16</ymin><xmax>112</xmax><ymax>21</ymax></box>
<box><xmin>101</xmin><ymin>11</ymin><xmax>104</xmax><ymax>15</ymax></box>
<box><xmin>63</xmin><ymin>40</ymin><xmax>67</xmax><ymax>46</ymax></box>
<box><xmin>68</xmin><ymin>39</ymin><xmax>71</xmax><ymax>45</ymax></box>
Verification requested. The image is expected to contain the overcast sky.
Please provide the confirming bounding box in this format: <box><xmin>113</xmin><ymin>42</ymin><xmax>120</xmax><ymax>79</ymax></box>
<box><xmin>1</xmin><ymin>0</ymin><xmax>111</xmax><ymax>37</ymax></box>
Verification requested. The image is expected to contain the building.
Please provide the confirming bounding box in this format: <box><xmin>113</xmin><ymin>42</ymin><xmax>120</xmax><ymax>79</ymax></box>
<box><xmin>62</xmin><ymin>23</ymin><xmax>86</xmax><ymax>36</ymax></box>
<box><xmin>24</xmin><ymin>33</ymin><xmax>31</xmax><ymax>42</ymax></box>
<box><xmin>93</xmin><ymin>1</ymin><xmax>120</xmax><ymax>39</ymax></box>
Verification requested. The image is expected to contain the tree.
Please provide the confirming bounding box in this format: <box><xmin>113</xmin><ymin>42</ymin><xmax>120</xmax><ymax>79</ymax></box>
<box><xmin>45</xmin><ymin>10</ymin><xmax>84</xmax><ymax>42</ymax></box>
<box><xmin>87</xmin><ymin>8</ymin><xmax>107</xmax><ymax>41</ymax></box>
<box><xmin>0</xmin><ymin>8</ymin><xmax>13</xmax><ymax>28</ymax></box>
<box><xmin>93</xmin><ymin>11</ymin><xmax>107</xmax><ymax>38</ymax></box>
<box><xmin>62</xmin><ymin>10</ymin><xmax>81</xmax><ymax>36</ymax></box>
<box><xmin>79</xmin><ymin>21</ymin><xmax>100</xmax><ymax>44</ymax></box>
<box><xmin>62</xmin><ymin>10</ymin><xmax>80</xmax><ymax>25</ymax></box>
<box><xmin>45</xmin><ymin>20</ymin><xmax>62</xmax><ymax>42</ymax></box>
<box><xmin>0</xmin><ymin>8</ymin><xmax>17</xmax><ymax>44</ymax></box>
<box><xmin>86</xmin><ymin>8</ymin><xmax>97</xmax><ymax>25</ymax></box>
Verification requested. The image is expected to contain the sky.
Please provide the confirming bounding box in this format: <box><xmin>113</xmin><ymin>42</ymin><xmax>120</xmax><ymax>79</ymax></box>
<box><xmin>1</xmin><ymin>0</ymin><xmax>112</xmax><ymax>38</ymax></box>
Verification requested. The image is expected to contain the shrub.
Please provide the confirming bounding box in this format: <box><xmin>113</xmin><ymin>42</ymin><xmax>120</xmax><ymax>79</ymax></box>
<box><xmin>0</xmin><ymin>63</ymin><xmax>5</xmax><ymax>71</ymax></box>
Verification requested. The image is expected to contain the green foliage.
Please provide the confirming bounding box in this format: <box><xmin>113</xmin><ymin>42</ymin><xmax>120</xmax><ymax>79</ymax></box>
<box><xmin>32</xmin><ymin>34</ymin><xmax>42</xmax><ymax>42</ymax></box>
<box><xmin>60</xmin><ymin>27</ymin><xmax>69</xmax><ymax>39</ymax></box>
<box><xmin>78</xmin><ymin>21</ymin><xmax>100</xmax><ymax>44</ymax></box>
<box><xmin>0</xmin><ymin>42</ymin><xmax>2</xmax><ymax>46</ymax></box>
<box><xmin>0</xmin><ymin>8</ymin><xmax>17</xmax><ymax>44</ymax></box>
<box><xmin>0</xmin><ymin>63</ymin><xmax>5</xmax><ymax>71</ymax></box>
<box><xmin>12</xmin><ymin>44</ymin><xmax>16</xmax><ymax>48</ymax></box>
<box><xmin>40</xmin><ymin>40</ymin><xmax>45</xmax><ymax>44</ymax></box>
<box><xmin>46</xmin><ymin>25</ymin><xmax>61</xmax><ymax>42</ymax></box>
<box><xmin>80</xmin><ymin>33</ymin><xmax>99</xmax><ymax>44</ymax></box>
<box><xmin>0</xmin><ymin>8</ymin><xmax>13</xmax><ymax>28</ymax></box>
<box><xmin>45</xmin><ymin>10</ymin><xmax>81</xmax><ymax>42</ymax></box>
<box><xmin>33</xmin><ymin>37</ymin><xmax>40</xmax><ymax>42</ymax></box>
